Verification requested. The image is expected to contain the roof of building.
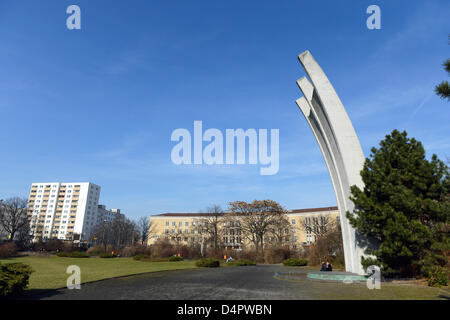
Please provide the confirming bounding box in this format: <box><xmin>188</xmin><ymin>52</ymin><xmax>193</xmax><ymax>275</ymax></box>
<box><xmin>152</xmin><ymin>206</ymin><xmax>338</xmax><ymax>217</ymax></box>
<box><xmin>289</xmin><ymin>206</ymin><xmax>338</xmax><ymax>213</ymax></box>
<box><xmin>153</xmin><ymin>213</ymin><xmax>225</xmax><ymax>217</ymax></box>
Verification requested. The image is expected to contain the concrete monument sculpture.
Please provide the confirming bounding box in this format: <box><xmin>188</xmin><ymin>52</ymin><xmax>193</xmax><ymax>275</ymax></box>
<box><xmin>295</xmin><ymin>50</ymin><xmax>367</xmax><ymax>275</ymax></box>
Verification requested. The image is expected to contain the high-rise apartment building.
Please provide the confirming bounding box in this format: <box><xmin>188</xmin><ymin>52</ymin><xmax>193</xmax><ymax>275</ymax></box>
<box><xmin>27</xmin><ymin>182</ymin><xmax>101</xmax><ymax>243</ymax></box>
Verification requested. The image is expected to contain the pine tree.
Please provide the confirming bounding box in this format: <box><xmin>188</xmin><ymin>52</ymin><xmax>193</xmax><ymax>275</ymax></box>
<box><xmin>435</xmin><ymin>35</ymin><xmax>450</xmax><ymax>101</ymax></box>
<box><xmin>347</xmin><ymin>130</ymin><xmax>450</xmax><ymax>278</ymax></box>
<box><xmin>435</xmin><ymin>59</ymin><xmax>450</xmax><ymax>100</ymax></box>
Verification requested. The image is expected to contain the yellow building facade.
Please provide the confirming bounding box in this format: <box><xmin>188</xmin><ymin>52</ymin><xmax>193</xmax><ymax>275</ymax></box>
<box><xmin>148</xmin><ymin>206</ymin><xmax>339</xmax><ymax>249</ymax></box>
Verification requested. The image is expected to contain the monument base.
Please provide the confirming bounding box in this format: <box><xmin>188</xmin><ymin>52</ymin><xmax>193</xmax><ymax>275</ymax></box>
<box><xmin>307</xmin><ymin>271</ymin><xmax>368</xmax><ymax>283</ymax></box>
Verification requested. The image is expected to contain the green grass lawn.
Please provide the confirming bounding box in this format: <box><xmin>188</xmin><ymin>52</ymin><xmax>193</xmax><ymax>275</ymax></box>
<box><xmin>304</xmin><ymin>280</ymin><xmax>449</xmax><ymax>300</ymax></box>
<box><xmin>278</xmin><ymin>266</ymin><xmax>450</xmax><ymax>300</ymax></box>
<box><xmin>0</xmin><ymin>256</ymin><xmax>198</xmax><ymax>290</ymax></box>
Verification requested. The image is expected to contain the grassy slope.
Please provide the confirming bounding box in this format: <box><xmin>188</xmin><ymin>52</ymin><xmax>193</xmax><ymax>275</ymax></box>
<box><xmin>0</xmin><ymin>256</ymin><xmax>197</xmax><ymax>290</ymax></box>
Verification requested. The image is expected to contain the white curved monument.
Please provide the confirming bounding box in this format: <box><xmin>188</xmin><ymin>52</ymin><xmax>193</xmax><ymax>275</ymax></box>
<box><xmin>295</xmin><ymin>50</ymin><xmax>366</xmax><ymax>275</ymax></box>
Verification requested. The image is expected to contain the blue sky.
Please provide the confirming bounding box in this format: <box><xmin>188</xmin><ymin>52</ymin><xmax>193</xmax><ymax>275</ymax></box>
<box><xmin>0</xmin><ymin>0</ymin><xmax>449</xmax><ymax>219</ymax></box>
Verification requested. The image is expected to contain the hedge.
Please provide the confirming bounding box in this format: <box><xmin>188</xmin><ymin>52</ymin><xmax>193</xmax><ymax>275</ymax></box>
<box><xmin>195</xmin><ymin>258</ymin><xmax>220</xmax><ymax>268</ymax></box>
<box><xmin>282</xmin><ymin>258</ymin><xmax>308</xmax><ymax>266</ymax></box>
<box><xmin>227</xmin><ymin>259</ymin><xmax>256</xmax><ymax>266</ymax></box>
<box><xmin>99</xmin><ymin>253</ymin><xmax>117</xmax><ymax>258</ymax></box>
<box><xmin>168</xmin><ymin>256</ymin><xmax>184</xmax><ymax>262</ymax></box>
<box><xmin>56</xmin><ymin>251</ymin><xmax>90</xmax><ymax>258</ymax></box>
<box><xmin>133</xmin><ymin>254</ymin><xmax>150</xmax><ymax>261</ymax></box>
<box><xmin>0</xmin><ymin>263</ymin><xmax>33</xmax><ymax>296</ymax></box>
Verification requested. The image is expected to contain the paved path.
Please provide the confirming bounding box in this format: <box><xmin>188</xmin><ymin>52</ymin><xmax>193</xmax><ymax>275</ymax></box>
<box><xmin>29</xmin><ymin>265</ymin><xmax>315</xmax><ymax>300</ymax></box>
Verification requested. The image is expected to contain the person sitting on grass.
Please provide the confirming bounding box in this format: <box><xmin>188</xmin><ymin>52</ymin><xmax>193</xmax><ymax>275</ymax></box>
<box><xmin>326</xmin><ymin>261</ymin><xmax>332</xmax><ymax>272</ymax></box>
<box><xmin>320</xmin><ymin>262</ymin><xmax>327</xmax><ymax>271</ymax></box>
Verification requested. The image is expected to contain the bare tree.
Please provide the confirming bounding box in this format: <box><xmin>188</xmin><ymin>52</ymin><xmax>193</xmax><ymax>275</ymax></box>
<box><xmin>194</xmin><ymin>205</ymin><xmax>224</xmax><ymax>251</ymax></box>
<box><xmin>267</xmin><ymin>215</ymin><xmax>292</xmax><ymax>247</ymax></box>
<box><xmin>91</xmin><ymin>221</ymin><xmax>111</xmax><ymax>251</ymax></box>
<box><xmin>228</xmin><ymin>200</ymin><xmax>288</xmax><ymax>254</ymax></box>
<box><xmin>299</xmin><ymin>215</ymin><xmax>336</xmax><ymax>240</ymax></box>
<box><xmin>135</xmin><ymin>216</ymin><xmax>153</xmax><ymax>246</ymax></box>
<box><xmin>91</xmin><ymin>216</ymin><xmax>137</xmax><ymax>250</ymax></box>
<box><xmin>0</xmin><ymin>197</ymin><xmax>29</xmax><ymax>241</ymax></box>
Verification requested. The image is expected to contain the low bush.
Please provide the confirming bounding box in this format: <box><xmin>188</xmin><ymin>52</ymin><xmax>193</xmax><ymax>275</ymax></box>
<box><xmin>133</xmin><ymin>254</ymin><xmax>150</xmax><ymax>261</ymax></box>
<box><xmin>99</xmin><ymin>253</ymin><xmax>117</xmax><ymax>259</ymax></box>
<box><xmin>283</xmin><ymin>258</ymin><xmax>308</xmax><ymax>267</ymax></box>
<box><xmin>119</xmin><ymin>246</ymin><xmax>136</xmax><ymax>257</ymax></box>
<box><xmin>264</xmin><ymin>247</ymin><xmax>291</xmax><ymax>264</ymax></box>
<box><xmin>0</xmin><ymin>262</ymin><xmax>33</xmax><ymax>296</ymax></box>
<box><xmin>168</xmin><ymin>256</ymin><xmax>184</xmax><ymax>262</ymax></box>
<box><xmin>36</xmin><ymin>239</ymin><xmax>65</xmax><ymax>252</ymax></box>
<box><xmin>178</xmin><ymin>245</ymin><xmax>202</xmax><ymax>259</ymax></box>
<box><xmin>134</xmin><ymin>246</ymin><xmax>152</xmax><ymax>256</ymax></box>
<box><xmin>62</xmin><ymin>243</ymin><xmax>79</xmax><ymax>253</ymax></box>
<box><xmin>0</xmin><ymin>242</ymin><xmax>19</xmax><ymax>258</ymax></box>
<box><xmin>87</xmin><ymin>246</ymin><xmax>106</xmax><ymax>256</ymax></box>
<box><xmin>56</xmin><ymin>251</ymin><xmax>90</xmax><ymax>258</ymax></box>
<box><xmin>196</xmin><ymin>258</ymin><xmax>220</xmax><ymax>268</ymax></box>
<box><xmin>151</xmin><ymin>239</ymin><xmax>177</xmax><ymax>258</ymax></box>
<box><xmin>426</xmin><ymin>266</ymin><xmax>448</xmax><ymax>287</ymax></box>
<box><xmin>227</xmin><ymin>259</ymin><xmax>256</xmax><ymax>266</ymax></box>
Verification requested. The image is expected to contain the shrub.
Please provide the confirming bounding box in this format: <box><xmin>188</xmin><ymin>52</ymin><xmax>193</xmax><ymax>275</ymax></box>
<box><xmin>283</xmin><ymin>258</ymin><xmax>308</xmax><ymax>266</ymax></box>
<box><xmin>56</xmin><ymin>252</ymin><xmax>69</xmax><ymax>257</ymax></box>
<box><xmin>133</xmin><ymin>254</ymin><xmax>150</xmax><ymax>261</ymax></box>
<box><xmin>99</xmin><ymin>253</ymin><xmax>117</xmax><ymax>259</ymax></box>
<box><xmin>43</xmin><ymin>239</ymin><xmax>65</xmax><ymax>252</ymax></box>
<box><xmin>234</xmin><ymin>249</ymin><xmax>258</xmax><ymax>262</ymax></box>
<box><xmin>196</xmin><ymin>258</ymin><xmax>220</xmax><ymax>268</ymax></box>
<box><xmin>227</xmin><ymin>259</ymin><xmax>256</xmax><ymax>266</ymax></box>
<box><xmin>151</xmin><ymin>239</ymin><xmax>176</xmax><ymax>258</ymax></box>
<box><xmin>134</xmin><ymin>246</ymin><xmax>152</xmax><ymax>256</ymax></box>
<box><xmin>120</xmin><ymin>246</ymin><xmax>136</xmax><ymax>257</ymax></box>
<box><xmin>87</xmin><ymin>246</ymin><xmax>106</xmax><ymax>256</ymax></box>
<box><xmin>0</xmin><ymin>242</ymin><xmax>19</xmax><ymax>258</ymax></box>
<box><xmin>168</xmin><ymin>256</ymin><xmax>184</xmax><ymax>262</ymax></box>
<box><xmin>0</xmin><ymin>263</ymin><xmax>33</xmax><ymax>296</ymax></box>
<box><xmin>69</xmin><ymin>251</ymin><xmax>89</xmax><ymax>258</ymax></box>
<box><xmin>62</xmin><ymin>243</ymin><xmax>78</xmax><ymax>253</ymax></box>
<box><xmin>264</xmin><ymin>247</ymin><xmax>291</xmax><ymax>264</ymax></box>
<box><xmin>56</xmin><ymin>251</ymin><xmax>89</xmax><ymax>258</ymax></box>
<box><xmin>178</xmin><ymin>245</ymin><xmax>202</xmax><ymax>259</ymax></box>
<box><xmin>426</xmin><ymin>266</ymin><xmax>448</xmax><ymax>287</ymax></box>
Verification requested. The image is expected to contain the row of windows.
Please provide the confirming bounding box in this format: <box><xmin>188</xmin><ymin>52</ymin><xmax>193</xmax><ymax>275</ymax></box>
<box><xmin>164</xmin><ymin>217</ymin><xmax>338</xmax><ymax>228</ymax></box>
<box><xmin>33</xmin><ymin>184</ymin><xmax>81</xmax><ymax>189</ymax></box>
<box><xmin>164</xmin><ymin>220</ymin><xmax>243</xmax><ymax>227</ymax></box>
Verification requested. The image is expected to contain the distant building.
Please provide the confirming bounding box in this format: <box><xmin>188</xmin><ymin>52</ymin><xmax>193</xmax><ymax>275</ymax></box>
<box><xmin>27</xmin><ymin>182</ymin><xmax>101</xmax><ymax>243</ymax></box>
<box><xmin>147</xmin><ymin>206</ymin><xmax>339</xmax><ymax>248</ymax></box>
<box><xmin>97</xmin><ymin>205</ymin><xmax>125</xmax><ymax>222</ymax></box>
